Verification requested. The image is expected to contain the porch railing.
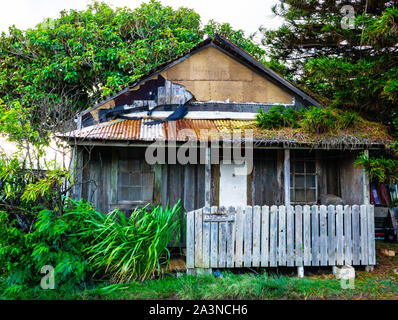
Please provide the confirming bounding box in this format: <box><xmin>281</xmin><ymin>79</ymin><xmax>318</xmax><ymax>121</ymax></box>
<box><xmin>186</xmin><ymin>205</ymin><xmax>375</xmax><ymax>270</ymax></box>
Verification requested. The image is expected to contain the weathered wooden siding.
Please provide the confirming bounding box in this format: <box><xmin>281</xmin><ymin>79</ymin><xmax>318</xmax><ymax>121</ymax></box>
<box><xmin>81</xmin><ymin>147</ymin><xmax>112</xmax><ymax>214</ymax></box>
<box><xmin>79</xmin><ymin>147</ymin><xmax>206</xmax><ymax>211</ymax></box>
<box><xmin>75</xmin><ymin>146</ymin><xmax>368</xmax><ymax>248</ymax></box>
<box><xmin>77</xmin><ymin>147</ymin><xmax>366</xmax><ymax>211</ymax></box>
<box><xmin>250</xmin><ymin>150</ymin><xmax>282</xmax><ymax>206</ymax></box>
<box><xmin>77</xmin><ymin>146</ymin><xmax>206</xmax><ymax>246</ymax></box>
<box><xmin>340</xmin><ymin>151</ymin><xmax>364</xmax><ymax>205</ymax></box>
<box><xmin>315</xmin><ymin>150</ymin><xmax>342</xmax><ymax>198</ymax></box>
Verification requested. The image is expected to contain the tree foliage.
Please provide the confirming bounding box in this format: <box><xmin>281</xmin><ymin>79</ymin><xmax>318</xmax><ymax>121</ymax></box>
<box><xmin>260</xmin><ymin>1</ymin><xmax>398</xmax><ymax>127</ymax></box>
<box><xmin>0</xmin><ymin>1</ymin><xmax>266</xmax><ymax>216</ymax></box>
<box><xmin>0</xmin><ymin>0</ymin><xmax>264</xmax><ymax>141</ymax></box>
<box><xmin>260</xmin><ymin>1</ymin><xmax>398</xmax><ymax>184</ymax></box>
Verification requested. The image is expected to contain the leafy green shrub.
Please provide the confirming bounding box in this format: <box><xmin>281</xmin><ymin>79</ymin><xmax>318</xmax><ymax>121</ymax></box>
<box><xmin>0</xmin><ymin>155</ymin><xmax>71</xmax><ymax>225</ymax></box>
<box><xmin>355</xmin><ymin>152</ymin><xmax>398</xmax><ymax>185</ymax></box>
<box><xmin>0</xmin><ymin>199</ymin><xmax>96</xmax><ymax>296</ymax></box>
<box><xmin>0</xmin><ymin>197</ymin><xmax>183</xmax><ymax>297</ymax></box>
<box><xmin>82</xmin><ymin>201</ymin><xmax>183</xmax><ymax>283</ymax></box>
<box><xmin>256</xmin><ymin>105</ymin><xmax>302</xmax><ymax>129</ymax></box>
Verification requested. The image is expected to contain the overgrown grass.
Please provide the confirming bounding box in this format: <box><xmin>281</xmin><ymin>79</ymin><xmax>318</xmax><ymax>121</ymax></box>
<box><xmin>2</xmin><ymin>270</ymin><xmax>398</xmax><ymax>300</ymax></box>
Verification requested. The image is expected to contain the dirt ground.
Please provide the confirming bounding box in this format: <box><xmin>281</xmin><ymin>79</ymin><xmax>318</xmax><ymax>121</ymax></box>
<box><xmin>372</xmin><ymin>242</ymin><xmax>398</xmax><ymax>275</ymax></box>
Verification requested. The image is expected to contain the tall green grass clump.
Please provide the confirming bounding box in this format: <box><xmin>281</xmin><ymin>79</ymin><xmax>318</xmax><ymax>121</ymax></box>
<box><xmin>83</xmin><ymin>201</ymin><xmax>183</xmax><ymax>283</ymax></box>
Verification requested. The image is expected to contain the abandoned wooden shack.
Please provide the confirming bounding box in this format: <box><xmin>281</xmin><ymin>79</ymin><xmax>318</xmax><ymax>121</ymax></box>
<box><xmin>61</xmin><ymin>35</ymin><xmax>393</xmax><ymax>273</ymax></box>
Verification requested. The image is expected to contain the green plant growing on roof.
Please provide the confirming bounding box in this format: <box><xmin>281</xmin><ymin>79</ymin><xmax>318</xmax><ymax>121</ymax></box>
<box><xmin>256</xmin><ymin>105</ymin><xmax>302</xmax><ymax>130</ymax></box>
<box><xmin>300</xmin><ymin>106</ymin><xmax>338</xmax><ymax>134</ymax></box>
<box><xmin>256</xmin><ymin>105</ymin><xmax>360</xmax><ymax>134</ymax></box>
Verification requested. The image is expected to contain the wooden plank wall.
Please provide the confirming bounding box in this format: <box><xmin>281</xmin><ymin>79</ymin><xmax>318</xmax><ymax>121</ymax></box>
<box><xmin>80</xmin><ymin>147</ymin><xmax>205</xmax><ymax>246</ymax></box>
<box><xmin>186</xmin><ymin>205</ymin><xmax>376</xmax><ymax>269</ymax></box>
<box><xmin>83</xmin><ymin>147</ymin><xmax>112</xmax><ymax>214</ymax></box>
<box><xmin>340</xmin><ymin>151</ymin><xmax>364</xmax><ymax>205</ymax></box>
<box><xmin>80</xmin><ymin>148</ymin><xmax>205</xmax><ymax>210</ymax></box>
<box><xmin>251</xmin><ymin>151</ymin><xmax>282</xmax><ymax>205</ymax></box>
<box><xmin>78</xmin><ymin>147</ymin><xmax>366</xmax><ymax>249</ymax></box>
<box><xmin>79</xmin><ymin>148</ymin><xmax>361</xmax><ymax>214</ymax></box>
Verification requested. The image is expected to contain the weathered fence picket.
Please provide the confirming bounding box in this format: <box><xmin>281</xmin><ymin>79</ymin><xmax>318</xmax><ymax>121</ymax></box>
<box><xmin>252</xmin><ymin>206</ymin><xmax>261</xmax><ymax>267</ymax></box>
<box><xmin>270</xmin><ymin>205</ymin><xmax>278</xmax><ymax>267</ymax></box>
<box><xmin>210</xmin><ymin>206</ymin><xmax>218</xmax><ymax>268</ymax></box>
<box><xmin>286</xmin><ymin>206</ymin><xmax>294</xmax><ymax>267</ymax></box>
<box><xmin>303</xmin><ymin>206</ymin><xmax>311</xmax><ymax>266</ymax></box>
<box><xmin>202</xmin><ymin>207</ymin><xmax>211</xmax><ymax>268</ymax></box>
<box><xmin>260</xmin><ymin>205</ymin><xmax>269</xmax><ymax>267</ymax></box>
<box><xmin>295</xmin><ymin>205</ymin><xmax>303</xmax><ymax>267</ymax></box>
<box><xmin>187</xmin><ymin>205</ymin><xmax>376</xmax><ymax>270</ymax></box>
<box><xmin>336</xmin><ymin>205</ymin><xmax>344</xmax><ymax>266</ymax></box>
<box><xmin>194</xmin><ymin>209</ymin><xmax>203</xmax><ymax>267</ymax></box>
<box><xmin>311</xmin><ymin>205</ymin><xmax>319</xmax><ymax>266</ymax></box>
<box><xmin>278</xmin><ymin>205</ymin><xmax>286</xmax><ymax>266</ymax></box>
<box><xmin>360</xmin><ymin>205</ymin><xmax>368</xmax><ymax>265</ymax></box>
<box><xmin>235</xmin><ymin>206</ymin><xmax>244</xmax><ymax>267</ymax></box>
<box><xmin>320</xmin><ymin>206</ymin><xmax>327</xmax><ymax>266</ymax></box>
<box><xmin>353</xmin><ymin>205</ymin><xmax>361</xmax><ymax>265</ymax></box>
<box><xmin>328</xmin><ymin>205</ymin><xmax>336</xmax><ymax>265</ymax></box>
<box><xmin>344</xmin><ymin>205</ymin><xmax>353</xmax><ymax>265</ymax></box>
<box><xmin>244</xmin><ymin>206</ymin><xmax>253</xmax><ymax>267</ymax></box>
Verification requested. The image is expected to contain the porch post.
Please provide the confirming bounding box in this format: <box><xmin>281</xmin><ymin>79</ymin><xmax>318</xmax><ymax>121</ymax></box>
<box><xmin>363</xmin><ymin>149</ymin><xmax>370</xmax><ymax>205</ymax></box>
<box><xmin>363</xmin><ymin>149</ymin><xmax>374</xmax><ymax>271</ymax></box>
<box><xmin>70</xmin><ymin>145</ymin><xmax>83</xmax><ymax>200</ymax></box>
<box><xmin>284</xmin><ymin>149</ymin><xmax>291</xmax><ymax>206</ymax></box>
<box><xmin>110</xmin><ymin>148</ymin><xmax>118</xmax><ymax>205</ymax></box>
<box><xmin>205</xmin><ymin>146</ymin><xmax>211</xmax><ymax>207</ymax></box>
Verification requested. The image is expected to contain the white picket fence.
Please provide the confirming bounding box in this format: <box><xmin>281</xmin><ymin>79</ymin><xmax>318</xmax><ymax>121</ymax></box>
<box><xmin>186</xmin><ymin>205</ymin><xmax>376</xmax><ymax>269</ymax></box>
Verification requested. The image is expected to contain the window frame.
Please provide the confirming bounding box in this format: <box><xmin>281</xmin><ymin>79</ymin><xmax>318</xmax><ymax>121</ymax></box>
<box><xmin>117</xmin><ymin>158</ymin><xmax>154</xmax><ymax>204</ymax></box>
<box><xmin>290</xmin><ymin>152</ymin><xmax>318</xmax><ymax>204</ymax></box>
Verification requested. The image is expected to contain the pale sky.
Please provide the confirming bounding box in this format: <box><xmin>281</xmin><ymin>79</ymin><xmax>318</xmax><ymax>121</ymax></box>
<box><xmin>0</xmin><ymin>0</ymin><xmax>282</xmax><ymax>36</ymax></box>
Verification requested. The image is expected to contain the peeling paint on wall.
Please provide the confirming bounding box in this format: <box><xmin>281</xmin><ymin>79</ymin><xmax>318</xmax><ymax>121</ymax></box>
<box><xmin>82</xmin><ymin>75</ymin><xmax>194</xmax><ymax>128</ymax></box>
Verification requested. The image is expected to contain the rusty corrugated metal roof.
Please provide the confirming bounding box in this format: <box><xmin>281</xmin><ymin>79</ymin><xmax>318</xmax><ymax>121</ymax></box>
<box><xmin>61</xmin><ymin>119</ymin><xmax>257</xmax><ymax>142</ymax></box>
<box><xmin>59</xmin><ymin>118</ymin><xmax>392</xmax><ymax>148</ymax></box>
